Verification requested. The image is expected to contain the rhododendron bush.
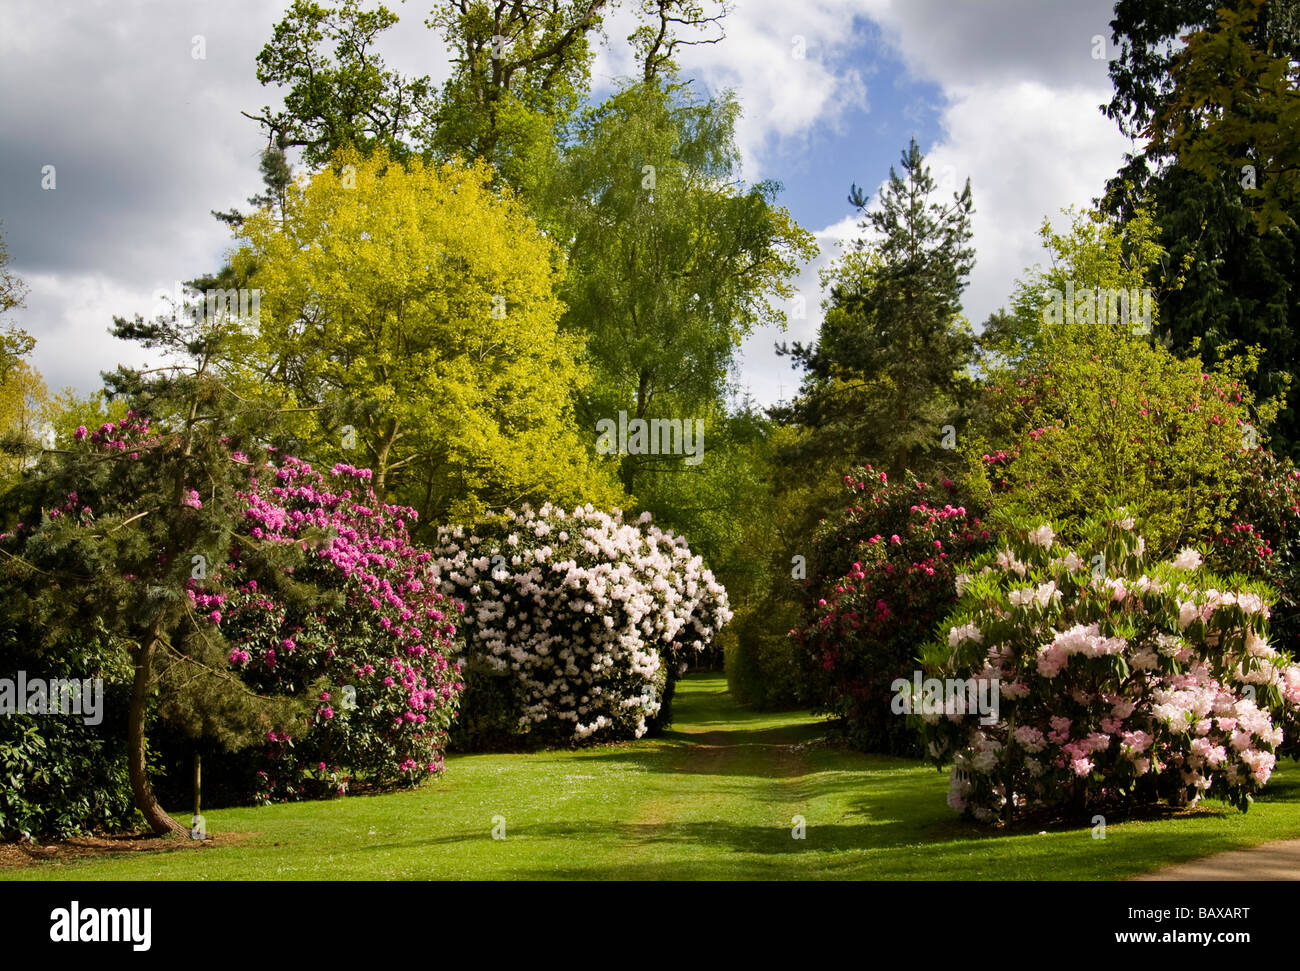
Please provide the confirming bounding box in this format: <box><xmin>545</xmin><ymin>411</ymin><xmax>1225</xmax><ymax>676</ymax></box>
<box><xmin>1207</xmin><ymin>448</ymin><xmax>1300</xmax><ymax>665</ymax></box>
<box><xmin>921</xmin><ymin>514</ymin><xmax>1300</xmax><ymax>824</ymax></box>
<box><xmin>792</xmin><ymin>467</ymin><xmax>993</xmax><ymax>754</ymax></box>
<box><xmin>195</xmin><ymin>457</ymin><xmax>465</xmax><ymax>802</ymax></box>
<box><xmin>966</xmin><ymin>325</ymin><xmax>1272</xmax><ymax>559</ymax></box>
<box><xmin>430</xmin><ymin>504</ymin><xmax>731</xmax><ymax>748</ymax></box>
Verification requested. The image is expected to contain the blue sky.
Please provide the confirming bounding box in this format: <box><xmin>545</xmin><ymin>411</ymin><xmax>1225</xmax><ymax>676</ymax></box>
<box><xmin>0</xmin><ymin>0</ymin><xmax>1134</xmax><ymax>410</ymax></box>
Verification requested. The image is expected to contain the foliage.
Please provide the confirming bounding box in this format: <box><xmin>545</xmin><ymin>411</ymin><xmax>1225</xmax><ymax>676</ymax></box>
<box><xmin>777</xmin><ymin>138</ymin><xmax>975</xmax><ymax>482</ymax></box>
<box><xmin>541</xmin><ymin>78</ymin><xmax>815</xmax><ymax>495</ymax></box>
<box><xmin>1103</xmin><ymin>0</ymin><xmax>1300</xmax><ymax>458</ymax></box>
<box><xmin>186</xmin><ymin>456</ymin><xmax>464</xmax><ymax>803</ymax></box>
<box><xmin>232</xmin><ymin>147</ymin><xmax>623</xmax><ymax>522</ymax></box>
<box><xmin>976</xmin><ymin>204</ymin><xmax>1166</xmax><ymax>370</ymax></box>
<box><xmin>1146</xmin><ymin>0</ymin><xmax>1300</xmax><ymax>234</ymax></box>
<box><xmin>0</xmin><ymin>382</ymin><xmax>292</xmax><ymax>835</ymax></box>
<box><xmin>0</xmin><ymin>626</ymin><xmax>138</xmax><ymax>841</ymax></box>
<box><xmin>430</xmin><ymin>503</ymin><xmax>731</xmax><ymax>748</ymax></box>
<box><xmin>627</xmin><ymin>401</ymin><xmax>774</xmax><ymax>631</ymax></box>
<box><xmin>246</xmin><ymin>0</ymin><xmax>434</xmax><ymax>167</ymax></box>
<box><xmin>425</xmin><ymin>0</ymin><xmax>608</xmax><ymax>191</ymax></box>
<box><xmin>721</xmin><ymin>598</ymin><xmax>802</xmax><ymax>710</ymax></box>
<box><xmin>0</xmin><ymin>360</ymin><xmax>48</xmax><ymax>480</ymax></box>
<box><xmin>968</xmin><ymin>204</ymin><xmax>1273</xmax><ymax>560</ymax></box>
<box><xmin>968</xmin><ymin>327</ymin><xmax>1270</xmax><ymax>561</ymax></box>
<box><xmin>922</xmin><ymin>516</ymin><xmax>1300</xmax><ymax>824</ymax></box>
<box><xmin>792</xmin><ymin>467</ymin><xmax>993</xmax><ymax>754</ymax></box>
<box><xmin>1206</xmin><ymin>448</ymin><xmax>1300</xmax><ymax>667</ymax></box>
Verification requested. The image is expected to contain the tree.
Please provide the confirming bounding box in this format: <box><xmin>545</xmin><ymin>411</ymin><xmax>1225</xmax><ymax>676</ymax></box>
<box><xmin>0</xmin><ymin>225</ymin><xmax>46</xmax><ymax>478</ymax></box>
<box><xmin>541</xmin><ymin>79</ymin><xmax>815</xmax><ymax>496</ymax></box>
<box><xmin>243</xmin><ymin>0</ymin><xmax>435</xmax><ymax>168</ymax></box>
<box><xmin>0</xmin><ymin>220</ymin><xmax>33</xmax><ymax>383</ymax></box>
<box><xmin>965</xmin><ymin>205</ymin><xmax>1276</xmax><ymax>559</ymax></box>
<box><xmin>629</xmin><ymin>0</ymin><xmax>729</xmax><ymax>82</ymax></box>
<box><xmin>1103</xmin><ymin>0</ymin><xmax>1300</xmax><ymax>457</ymax></box>
<box><xmin>777</xmin><ymin>138</ymin><xmax>976</xmax><ymax>483</ymax></box>
<box><xmin>425</xmin><ymin>0</ymin><xmax>610</xmax><ymax>190</ymax></box>
<box><xmin>976</xmin><ymin>204</ymin><xmax>1166</xmax><ymax>371</ymax></box>
<box><xmin>230</xmin><ymin>147</ymin><xmax>623</xmax><ymax>522</ymax></box>
<box><xmin>1147</xmin><ymin>0</ymin><xmax>1300</xmax><ymax>233</ymax></box>
<box><xmin>0</xmin><ymin>313</ymin><xmax>296</xmax><ymax>834</ymax></box>
<box><xmin>0</xmin><ymin>360</ymin><xmax>48</xmax><ymax>479</ymax></box>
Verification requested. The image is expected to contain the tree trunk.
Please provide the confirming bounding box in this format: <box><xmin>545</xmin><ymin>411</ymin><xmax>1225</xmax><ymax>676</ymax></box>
<box><xmin>127</xmin><ymin>636</ymin><xmax>185</xmax><ymax>836</ymax></box>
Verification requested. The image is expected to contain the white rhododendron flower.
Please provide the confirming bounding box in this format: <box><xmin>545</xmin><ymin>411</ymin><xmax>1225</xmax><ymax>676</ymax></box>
<box><xmin>432</xmin><ymin>504</ymin><xmax>731</xmax><ymax>745</ymax></box>
<box><xmin>1028</xmin><ymin>524</ymin><xmax>1055</xmax><ymax>548</ymax></box>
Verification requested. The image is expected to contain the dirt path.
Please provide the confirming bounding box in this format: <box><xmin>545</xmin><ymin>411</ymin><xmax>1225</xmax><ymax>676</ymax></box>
<box><xmin>1131</xmin><ymin>839</ymin><xmax>1300</xmax><ymax>880</ymax></box>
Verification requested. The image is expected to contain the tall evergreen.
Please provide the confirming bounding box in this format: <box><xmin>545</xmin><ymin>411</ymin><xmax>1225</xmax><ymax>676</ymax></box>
<box><xmin>776</xmin><ymin>138</ymin><xmax>976</xmax><ymax>482</ymax></box>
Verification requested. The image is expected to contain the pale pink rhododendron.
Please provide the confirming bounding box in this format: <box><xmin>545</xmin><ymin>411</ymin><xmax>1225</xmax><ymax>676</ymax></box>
<box><xmin>923</xmin><ymin>516</ymin><xmax>1300</xmax><ymax>823</ymax></box>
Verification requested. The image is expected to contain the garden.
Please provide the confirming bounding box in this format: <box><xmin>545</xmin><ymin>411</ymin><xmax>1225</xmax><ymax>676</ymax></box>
<box><xmin>2</xmin><ymin>0</ymin><xmax>1300</xmax><ymax>885</ymax></box>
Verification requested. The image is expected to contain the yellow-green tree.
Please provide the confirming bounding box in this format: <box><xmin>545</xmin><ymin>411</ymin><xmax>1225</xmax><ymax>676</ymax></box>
<box><xmin>232</xmin><ymin>148</ymin><xmax>623</xmax><ymax>522</ymax></box>
<box><xmin>0</xmin><ymin>361</ymin><xmax>48</xmax><ymax>479</ymax></box>
<box><xmin>0</xmin><ymin>225</ymin><xmax>47</xmax><ymax>479</ymax></box>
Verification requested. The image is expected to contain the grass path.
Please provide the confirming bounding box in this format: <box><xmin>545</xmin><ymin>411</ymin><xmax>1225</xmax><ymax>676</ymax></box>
<box><xmin>6</xmin><ymin>673</ymin><xmax>1300</xmax><ymax>880</ymax></box>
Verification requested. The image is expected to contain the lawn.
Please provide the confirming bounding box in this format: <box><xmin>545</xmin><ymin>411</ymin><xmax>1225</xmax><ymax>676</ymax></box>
<box><xmin>7</xmin><ymin>672</ymin><xmax>1300</xmax><ymax>880</ymax></box>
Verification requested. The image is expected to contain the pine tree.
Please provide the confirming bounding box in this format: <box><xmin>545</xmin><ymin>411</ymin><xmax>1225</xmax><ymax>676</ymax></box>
<box><xmin>777</xmin><ymin>138</ymin><xmax>976</xmax><ymax>482</ymax></box>
<box><xmin>0</xmin><ymin>311</ymin><xmax>307</xmax><ymax>834</ymax></box>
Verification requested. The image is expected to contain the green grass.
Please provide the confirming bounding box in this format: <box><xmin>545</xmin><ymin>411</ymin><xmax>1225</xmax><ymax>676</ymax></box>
<box><xmin>7</xmin><ymin>672</ymin><xmax>1300</xmax><ymax>880</ymax></box>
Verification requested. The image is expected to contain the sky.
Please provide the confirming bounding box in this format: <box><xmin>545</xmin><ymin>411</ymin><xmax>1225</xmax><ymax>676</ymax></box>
<box><xmin>0</xmin><ymin>0</ymin><xmax>1138</xmax><ymax>410</ymax></box>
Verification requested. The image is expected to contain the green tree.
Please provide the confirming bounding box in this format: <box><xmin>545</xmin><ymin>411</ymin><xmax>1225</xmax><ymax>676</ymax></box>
<box><xmin>0</xmin><ymin>360</ymin><xmax>48</xmax><ymax>479</ymax></box>
<box><xmin>244</xmin><ymin>0</ymin><xmax>435</xmax><ymax>168</ymax></box>
<box><xmin>966</xmin><ymin>205</ymin><xmax>1276</xmax><ymax>557</ymax></box>
<box><xmin>425</xmin><ymin>0</ymin><xmax>610</xmax><ymax>190</ymax></box>
<box><xmin>542</xmin><ymin>79</ymin><xmax>815</xmax><ymax>496</ymax></box>
<box><xmin>1103</xmin><ymin>0</ymin><xmax>1300</xmax><ymax>457</ymax></box>
<box><xmin>778</xmin><ymin>138</ymin><xmax>976</xmax><ymax>482</ymax></box>
<box><xmin>0</xmin><ymin>227</ymin><xmax>45</xmax><ymax>478</ymax></box>
<box><xmin>0</xmin><ymin>220</ymin><xmax>33</xmax><ymax>383</ymax></box>
<box><xmin>1147</xmin><ymin>0</ymin><xmax>1300</xmax><ymax>233</ymax></box>
<box><xmin>0</xmin><ymin>316</ymin><xmax>308</xmax><ymax>834</ymax></box>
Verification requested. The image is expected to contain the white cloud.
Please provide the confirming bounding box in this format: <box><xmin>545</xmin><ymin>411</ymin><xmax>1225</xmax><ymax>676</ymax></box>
<box><xmin>23</xmin><ymin>272</ymin><xmax>156</xmax><ymax>396</ymax></box>
<box><xmin>734</xmin><ymin>0</ymin><xmax>1139</xmax><ymax>407</ymax></box>
<box><xmin>593</xmin><ymin>0</ymin><xmax>878</xmax><ymax>180</ymax></box>
<box><xmin>925</xmin><ymin>80</ymin><xmax>1134</xmax><ymax>330</ymax></box>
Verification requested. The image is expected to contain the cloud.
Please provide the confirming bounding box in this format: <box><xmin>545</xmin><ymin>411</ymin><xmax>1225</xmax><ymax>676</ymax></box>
<box><xmin>862</xmin><ymin>0</ymin><xmax>1121</xmax><ymax>91</ymax></box>
<box><xmin>592</xmin><ymin>0</ymin><xmax>879</xmax><ymax>180</ymax></box>
<box><xmin>22</xmin><ymin>271</ymin><xmax>156</xmax><ymax>396</ymax></box>
<box><xmin>924</xmin><ymin>80</ymin><xmax>1134</xmax><ymax>329</ymax></box>
<box><xmin>733</xmin><ymin>0</ymin><xmax>1138</xmax><ymax>407</ymax></box>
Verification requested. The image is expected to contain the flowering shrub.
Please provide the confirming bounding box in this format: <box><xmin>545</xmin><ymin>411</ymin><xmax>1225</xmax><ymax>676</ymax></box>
<box><xmin>792</xmin><ymin>467</ymin><xmax>993</xmax><ymax>754</ymax></box>
<box><xmin>430</xmin><ymin>503</ymin><xmax>731</xmax><ymax>748</ymax></box>
<box><xmin>194</xmin><ymin>457</ymin><xmax>465</xmax><ymax>801</ymax></box>
<box><xmin>1207</xmin><ymin>448</ymin><xmax>1300</xmax><ymax>664</ymax></box>
<box><xmin>922</xmin><ymin>514</ymin><xmax>1300</xmax><ymax>824</ymax></box>
<box><xmin>967</xmin><ymin>330</ymin><xmax>1270</xmax><ymax>559</ymax></box>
